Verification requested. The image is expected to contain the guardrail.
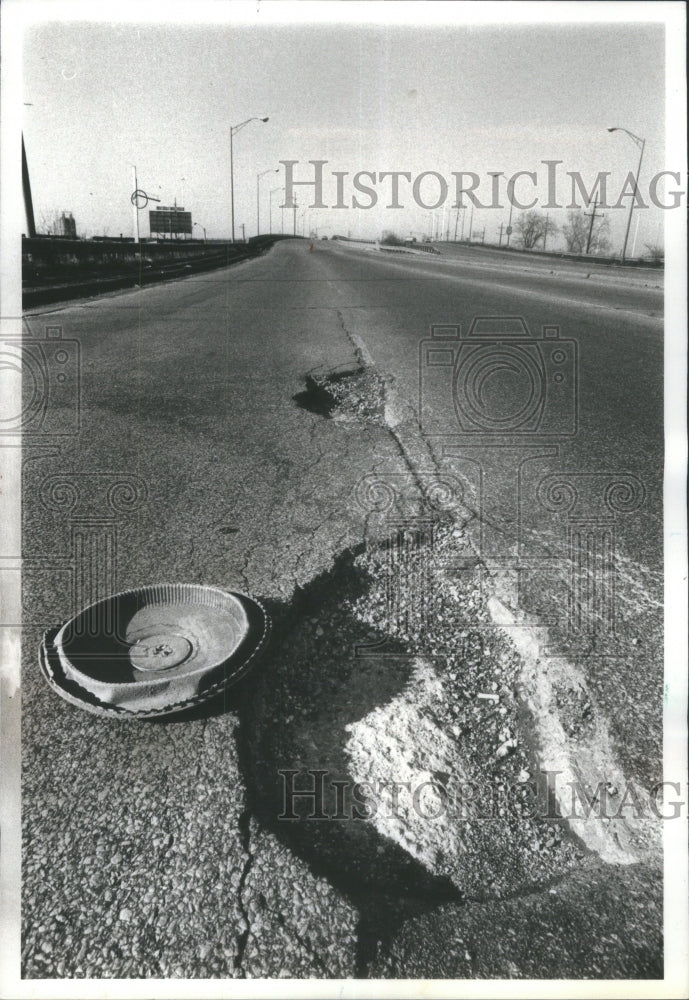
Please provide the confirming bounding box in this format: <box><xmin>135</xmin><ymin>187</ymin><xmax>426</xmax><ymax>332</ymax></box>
<box><xmin>402</xmin><ymin>242</ymin><xmax>440</xmax><ymax>255</ymax></box>
<box><xmin>22</xmin><ymin>235</ymin><xmax>296</xmax><ymax>307</ymax></box>
<box><xmin>435</xmin><ymin>240</ymin><xmax>663</xmax><ymax>270</ymax></box>
<box><xmin>331</xmin><ymin>236</ymin><xmax>377</xmax><ymax>244</ymax></box>
<box><xmin>333</xmin><ymin>237</ymin><xmax>441</xmax><ymax>257</ymax></box>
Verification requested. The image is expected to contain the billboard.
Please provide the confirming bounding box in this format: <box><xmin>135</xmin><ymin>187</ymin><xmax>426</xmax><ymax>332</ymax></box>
<box><xmin>149</xmin><ymin>206</ymin><xmax>192</xmax><ymax>236</ymax></box>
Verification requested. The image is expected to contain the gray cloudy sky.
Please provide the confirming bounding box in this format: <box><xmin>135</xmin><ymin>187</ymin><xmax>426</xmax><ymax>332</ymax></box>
<box><xmin>22</xmin><ymin>13</ymin><xmax>668</xmax><ymax>247</ymax></box>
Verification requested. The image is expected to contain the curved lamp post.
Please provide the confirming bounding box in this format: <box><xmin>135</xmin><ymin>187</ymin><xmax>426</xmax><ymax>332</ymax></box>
<box><xmin>607</xmin><ymin>126</ymin><xmax>645</xmax><ymax>262</ymax></box>
<box><xmin>230</xmin><ymin>116</ymin><xmax>269</xmax><ymax>242</ymax></box>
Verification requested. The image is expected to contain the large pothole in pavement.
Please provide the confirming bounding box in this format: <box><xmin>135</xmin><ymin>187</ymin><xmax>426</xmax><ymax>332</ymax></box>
<box><xmin>293</xmin><ymin>365</ymin><xmax>388</xmax><ymax>425</ymax></box>
<box><xmin>238</xmin><ymin>359</ymin><xmax>658</xmax><ymax>973</ymax></box>
<box><xmin>236</xmin><ymin>521</ymin><xmax>587</xmax><ymax>966</ymax></box>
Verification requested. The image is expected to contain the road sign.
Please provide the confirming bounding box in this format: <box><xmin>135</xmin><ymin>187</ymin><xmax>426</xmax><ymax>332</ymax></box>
<box><xmin>131</xmin><ymin>189</ymin><xmax>161</xmax><ymax>209</ymax></box>
<box><xmin>506</xmin><ymin>226</ymin><xmax>513</xmax><ymax>236</ymax></box>
<box><xmin>149</xmin><ymin>208</ymin><xmax>192</xmax><ymax>236</ymax></box>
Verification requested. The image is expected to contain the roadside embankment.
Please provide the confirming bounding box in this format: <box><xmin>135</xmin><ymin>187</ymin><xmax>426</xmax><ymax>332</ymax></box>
<box><xmin>22</xmin><ymin>234</ymin><xmax>300</xmax><ymax>307</ymax></box>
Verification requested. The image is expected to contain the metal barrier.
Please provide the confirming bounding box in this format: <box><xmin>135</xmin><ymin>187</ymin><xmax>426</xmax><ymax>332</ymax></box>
<box><xmin>22</xmin><ymin>236</ymin><xmax>292</xmax><ymax>307</ymax></box>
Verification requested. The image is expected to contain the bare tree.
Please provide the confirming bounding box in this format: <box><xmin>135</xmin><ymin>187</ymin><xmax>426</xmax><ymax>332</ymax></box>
<box><xmin>514</xmin><ymin>210</ymin><xmax>555</xmax><ymax>250</ymax></box>
<box><xmin>37</xmin><ymin>209</ymin><xmax>78</xmax><ymax>237</ymax></box>
<box><xmin>588</xmin><ymin>216</ymin><xmax>611</xmax><ymax>255</ymax></box>
<box><xmin>562</xmin><ymin>209</ymin><xmax>610</xmax><ymax>255</ymax></box>
<box><xmin>381</xmin><ymin>230</ymin><xmax>404</xmax><ymax>246</ymax></box>
<box><xmin>562</xmin><ymin>210</ymin><xmax>588</xmax><ymax>253</ymax></box>
<box><xmin>37</xmin><ymin>209</ymin><xmax>62</xmax><ymax>235</ymax></box>
<box><xmin>541</xmin><ymin>214</ymin><xmax>559</xmax><ymax>249</ymax></box>
<box><xmin>644</xmin><ymin>243</ymin><xmax>664</xmax><ymax>263</ymax></box>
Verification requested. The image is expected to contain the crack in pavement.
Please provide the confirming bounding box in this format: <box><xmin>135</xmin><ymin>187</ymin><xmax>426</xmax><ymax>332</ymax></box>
<box><xmin>233</xmin><ymin>807</ymin><xmax>255</xmax><ymax>977</ymax></box>
<box><xmin>327</xmin><ymin>309</ymin><xmax>660</xmax><ymax>867</ymax></box>
<box><xmin>274</xmin><ymin>910</ymin><xmax>331</xmax><ymax>977</ymax></box>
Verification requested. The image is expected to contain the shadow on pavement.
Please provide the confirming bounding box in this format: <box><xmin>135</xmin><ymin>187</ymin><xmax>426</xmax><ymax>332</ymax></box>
<box><xmin>167</xmin><ymin>545</ymin><xmax>464</xmax><ymax>974</ymax></box>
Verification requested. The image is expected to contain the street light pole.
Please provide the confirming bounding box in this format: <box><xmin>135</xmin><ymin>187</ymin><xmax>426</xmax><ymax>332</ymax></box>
<box><xmin>230</xmin><ymin>116</ymin><xmax>269</xmax><ymax>242</ymax></box>
<box><xmin>269</xmin><ymin>186</ymin><xmax>283</xmax><ymax>234</ymax></box>
<box><xmin>21</xmin><ymin>134</ymin><xmax>36</xmax><ymax>237</ymax></box>
<box><xmin>631</xmin><ymin>214</ymin><xmax>641</xmax><ymax>258</ymax></box>
<box><xmin>130</xmin><ymin>165</ymin><xmax>141</xmax><ymax>245</ymax></box>
<box><xmin>256</xmin><ymin>167</ymin><xmax>278</xmax><ymax>237</ymax></box>
<box><xmin>607</xmin><ymin>126</ymin><xmax>645</xmax><ymax>262</ymax></box>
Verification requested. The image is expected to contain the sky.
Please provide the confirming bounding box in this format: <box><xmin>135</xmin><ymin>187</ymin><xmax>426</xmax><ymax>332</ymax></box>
<box><xmin>20</xmin><ymin>8</ymin><xmax>671</xmax><ymax>251</ymax></box>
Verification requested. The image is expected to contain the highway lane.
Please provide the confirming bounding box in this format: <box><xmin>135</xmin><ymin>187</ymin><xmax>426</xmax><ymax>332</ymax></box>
<box><xmin>21</xmin><ymin>239</ymin><xmax>664</xmax><ymax>979</ymax></box>
<box><xmin>332</xmin><ymin>238</ymin><xmax>664</xmax><ymax>316</ymax></box>
<box><xmin>305</xmin><ymin>239</ymin><xmax>664</xmax><ymax>788</ymax></box>
<box><xmin>426</xmin><ymin>240</ymin><xmax>664</xmax><ymax>287</ymax></box>
<box><xmin>22</xmin><ymin>249</ymin><xmax>402</xmax><ymax>979</ymax></box>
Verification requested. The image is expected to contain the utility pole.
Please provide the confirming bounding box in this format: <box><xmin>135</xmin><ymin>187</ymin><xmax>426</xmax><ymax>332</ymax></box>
<box><xmin>240</xmin><ymin>223</ymin><xmax>245</xmax><ymax>243</ymax></box>
<box><xmin>460</xmin><ymin>210</ymin><xmax>466</xmax><ymax>241</ymax></box>
<box><xmin>607</xmin><ymin>126</ymin><xmax>645</xmax><ymax>262</ymax></box>
<box><xmin>269</xmin><ymin>186</ymin><xmax>283</xmax><ymax>235</ymax></box>
<box><xmin>584</xmin><ymin>196</ymin><xmax>603</xmax><ymax>255</ymax></box>
<box><xmin>21</xmin><ymin>134</ymin><xmax>36</xmax><ymax>237</ymax></box>
<box><xmin>498</xmin><ymin>223</ymin><xmax>504</xmax><ymax>247</ymax></box>
<box><xmin>293</xmin><ymin>198</ymin><xmax>297</xmax><ymax>236</ymax></box>
<box><xmin>631</xmin><ymin>214</ymin><xmax>641</xmax><ymax>258</ymax></box>
<box><xmin>256</xmin><ymin>167</ymin><xmax>278</xmax><ymax>237</ymax></box>
<box><xmin>131</xmin><ymin>166</ymin><xmax>140</xmax><ymax>245</ymax></box>
<box><xmin>543</xmin><ymin>211</ymin><xmax>550</xmax><ymax>251</ymax></box>
<box><xmin>506</xmin><ymin>201</ymin><xmax>514</xmax><ymax>248</ymax></box>
<box><xmin>468</xmin><ymin>205</ymin><xmax>474</xmax><ymax>243</ymax></box>
<box><xmin>454</xmin><ymin>207</ymin><xmax>460</xmax><ymax>241</ymax></box>
<box><xmin>230</xmin><ymin>116</ymin><xmax>270</xmax><ymax>243</ymax></box>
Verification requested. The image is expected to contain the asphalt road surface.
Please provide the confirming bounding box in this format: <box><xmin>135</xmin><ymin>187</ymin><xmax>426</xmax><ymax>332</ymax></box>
<box><xmin>21</xmin><ymin>239</ymin><xmax>664</xmax><ymax>979</ymax></box>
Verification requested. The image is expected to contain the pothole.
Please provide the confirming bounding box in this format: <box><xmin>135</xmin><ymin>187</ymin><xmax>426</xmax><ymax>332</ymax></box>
<box><xmin>238</xmin><ymin>522</ymin><xmax>584</xmax><ymax>917</ymax></box>
<box><xmin>293</xmin><ymin>366</ymin><xmax>388</xmax><ymax>424</ymax></box>
<box><xmin>344</xmin><ymin>520</ymin><xmax>584</xmax><ymax>898</ymax></box>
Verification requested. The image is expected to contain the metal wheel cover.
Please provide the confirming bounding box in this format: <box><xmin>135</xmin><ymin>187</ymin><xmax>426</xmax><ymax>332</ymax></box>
<box><xmin>39</xmin><ymin>584</ymin><xmax>270</xmax><ymax>718</ymax></box>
